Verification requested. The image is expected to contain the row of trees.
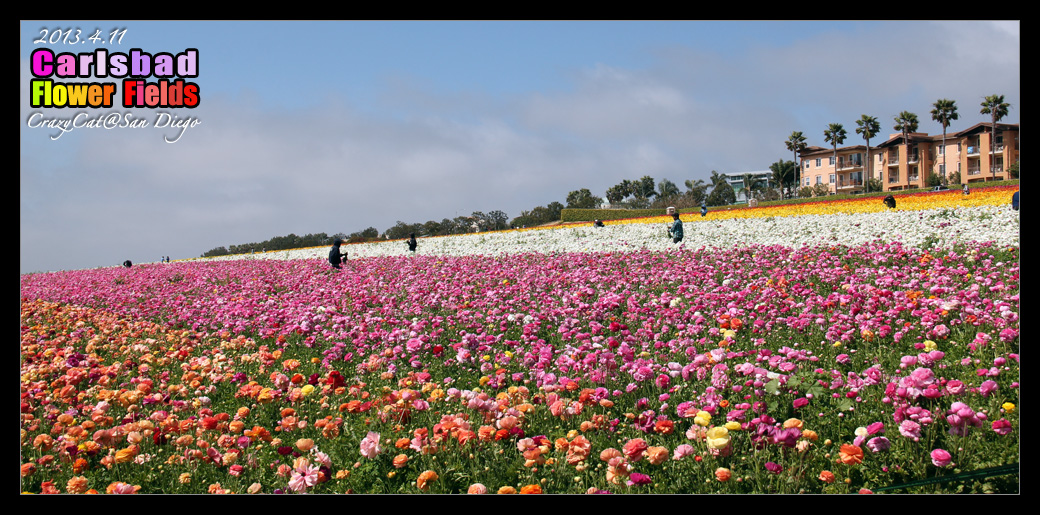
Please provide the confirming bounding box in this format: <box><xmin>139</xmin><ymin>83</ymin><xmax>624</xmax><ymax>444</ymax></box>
<box><xmin>785</xmin><ymin>94</ymin><xmax>1012</xmax><ymax>192</ymax></box>
<box><xmin>202</xmin><ymin>232</ymin><xmax>334</xmax><ymax>257</ymax></box>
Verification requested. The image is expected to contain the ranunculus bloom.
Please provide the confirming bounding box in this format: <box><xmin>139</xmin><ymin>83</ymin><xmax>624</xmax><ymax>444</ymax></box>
<box><xmin>930</xmin><ymin>448</ymin><xmax>952</xmax><ymax>467</ymax></box>
<box><xmin>66</xmin><ymin>476</ymin><xmax>89</xmax><ymax>494</ymax></box>
<box><xmin>467</xmin><ymin>483</ymin><xmax>488</xmax><ymax>494</ymax></box>
<box><xmin>359</xmin><ymin>431</ymin><xmax>383</xmax><ymax>459</ymax></box>
<box><xmin>392</xmin><ymin>454</ymin><xmax>409</xmax><ymax>469</ymax></box>
<box><xmin>991</xmin><ymin>419</ymin><xmax>1013</xmax><ymax>435</ymax></box>
<box><xmin>645</xmin><ymin>446</ymin><xmax>669</xmax><ymax>465</ymax></box>
<box><xmin>715</xmin><ymin>467</ymin><xmax>731</xmax><ymax>482</ymax></box>
<box><xmin>839</xmin><ymin>444</ymin><xmax>864</xmax><ymax>465</ymax></box>
<box><xmin>818</xmin><ymin>470</ymin><xmax>835</xmax><ymax>483</ymax></box>
<box><xmin>520</xmin><ymin>484</ymin><xmax>543</xmax><ymax>494</ymax></box>
<box><xmin>416</xmin><ymin>470</ymin><xmax>439</xmax><ymax>490</ymax></box>
<box><xmin>497</xmin><ymin>486</ymin><xmax>517</xmax><ymax>494</ymax></box>
<box><xmin>705</xmin><ymin>426</ymin><xmax>732</xmax><ymax>456</ymax></box>
<box><xmin>622</xmin><ymin>438</ymin><xmax>648</xmax><ymax>461</ymax></box>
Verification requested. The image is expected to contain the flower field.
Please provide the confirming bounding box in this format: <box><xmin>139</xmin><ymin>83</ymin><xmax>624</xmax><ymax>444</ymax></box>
<box><xmin>20</xmin><ymin>187</ymin><xmax>1019</xmax><ymax>494</ymax></box>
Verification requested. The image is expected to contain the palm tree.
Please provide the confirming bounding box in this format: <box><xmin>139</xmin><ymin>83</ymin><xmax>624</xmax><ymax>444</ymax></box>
<box><xmin>657</xmin><ymin>178</ymin><xmax>680</xmax><ymax>199</ymax></box>
<box><xmin>738</xmin><ymin>173</ymin><xmax>766</xmax><ymax>202</ymax></box>
<box><xmin>893</xmin><ymin>111</ymin><xmax>919</xmax><ymax>186</ymax></box>
<box><xmin>931</xmin><ymin>99</ymin><xmax>959</xmax><ymax>185</ymax></box>
<box><xmin>769</xmin><ymin>160</ymin><xmax>796</xmax><ymax>198</ymax></box>
<box><xmin>823</xmin><ymin>123</ymin><xmax>847</xmax><ymax>192</ymax></box>
<box><xmin>785</xmin><ymin>131</ymin><xmax>807</xmax><ymax>189</ymax></box>
<box><xmin>855</xmin><ymin>115</ymin><xmax>880</xmax><ymax>193</ymax></box>
<box><xmin>684</xmin><ymin>179</ymin><xmax>709</xmax><ymax>205</ymax></box>
<box><xmin>979</xmin><ymin>94</ymin><xmax>1010</xmax><ymax>180</ymax></box>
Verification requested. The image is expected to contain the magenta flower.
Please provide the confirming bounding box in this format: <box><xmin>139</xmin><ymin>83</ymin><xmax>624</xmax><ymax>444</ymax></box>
<box><xmin>765</xmin><ymin>462</ymin><xmax>783</xmax><ymax>474</ymax></box>
<box><xmin>627</xmin><ymin>472</ymin><xmax>652</xmax><ymax>486</ymax></box>
<box><xmin>930</xmin><ymin>448</ymin><xmax>953</xmax><ymax>467</ymax></box>
<box><xmin>991</xmin><ymin>419</ymin><xmax>1013</xmax><ymax>436</ymax></box>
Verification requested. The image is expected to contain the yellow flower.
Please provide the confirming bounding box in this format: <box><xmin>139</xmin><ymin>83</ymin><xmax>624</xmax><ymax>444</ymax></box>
<box><xmin>693</xmin><ymin>411</ymin><xmax>711</xmax><ymax>427</ymax></box>
<box><xmin>300</xmin><ymin>384</ymin><xmax>315</xmax><ymax>397</ymax></box>
<box><xmin>1002</xmin><ymin>402</ymin><xmax>1016</xmax><ymax>413</ymax></box>
<box><xmin>706</xmin><ymin>426</ymin><xmax>731</xmax><ymax>450</ymax></box>
<box><xmin>923</xmin><ymin>340</ymin><xmax>938</xmax><ymax>351</ymax></box>
<box><xmin>724</xmin><ymin>421</ymin><xmax>741</xmax><ymax>431</ymax></box>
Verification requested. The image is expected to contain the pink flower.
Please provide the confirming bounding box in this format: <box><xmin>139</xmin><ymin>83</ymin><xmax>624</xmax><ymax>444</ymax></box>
<box><xmin>360</xmin><ymin>431</ymin><xmax>383</xmax><ymax>459</ymax></box>
<box><xmin>979</xmin><ymin>380</ymin><xmax>998</xmax><ymax>397</ymax></box>
<box><xmin>991</xmin><ymin>419</ymin><xmax>1013</xmax><ymax>436</ymax></box>
<box><xmin>672</xmin><ymin>444</ymin><xmax>695</xmax><ymax>461</ymax></box>
<box><xmin>898</xmin><ymin>420</ymin><xmax>921</xmax><ymax>441</ymax></box>
<box><xmin>930</xmin><ymin>448</ymin><xmax>953</xmax><ymax>467</ymax></box>
<box><xmin>288</xmin><ymin>463</ymin><xmax>319</xmax><ymax>492</ymax></box>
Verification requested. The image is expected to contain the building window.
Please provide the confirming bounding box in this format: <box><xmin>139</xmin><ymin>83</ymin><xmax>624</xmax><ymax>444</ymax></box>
<box><xmin>815</xmin><ymin>176</ymin><xmax>822</xmax><ymax>185</ymax></box>
<box><xmin>829</xmin><ymin>174</ymin><xmax>835</xmax><ymax>184</ymax></box>
<box><xmin>829</xmin><ymin>156</ymin><xmax>835</xmax><ymax>166</ymax></box>
<box><xmin>815</xmin><ymin>158</ymin><xmax>821</xmax><ymax>167</ymax></box>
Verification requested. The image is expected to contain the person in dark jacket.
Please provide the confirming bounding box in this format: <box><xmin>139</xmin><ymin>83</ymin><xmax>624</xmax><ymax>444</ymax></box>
<box><xmin>700</xmin><ymin>203</ymin><xmax>707</xmax><ymax>217</ymax></box>
<box><xmin>1011</xmin><ymin>190</ymin><xmax>1019</xmax><ymax>211</ymax></box>
<box><xmin>883</xmin><ymin>195</ymin><xmax>896</xmax><ymax>209</ymax></box>
<box><xmin>407</xmin><ymin>233</ymin><xmax>417</xmax><ymax>253</ymax></box>
<box><xmin>668</xmin><ymin>213</ymin><xmax>684</xmax><ymax>244</ymax></box>
<box><xmin>593</xmin><ymin>219</ymin><xmax>605</xmax><ymax>227</ymax></box>
<box><xmin>328</xmin><ymin>238</ymin><xmax>347</xmax><ymax>269</ymax></box>
<box><xmin>122</xmin><ymin>260</ymin><xmax>132</xmax><ymax>268</ymax></box>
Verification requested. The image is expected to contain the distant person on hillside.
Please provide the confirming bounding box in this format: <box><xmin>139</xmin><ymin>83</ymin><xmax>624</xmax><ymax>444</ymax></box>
<box><xmin>593</xmin><ymin>219</ymin><xmax>605</xmax><ymax>227</ymax></box>
<box><xmin>668</xmin><ymin>213</ymin><xmax>684</xmax><ymax>244</ymax></box>
<box><xmin>963</xmin><ymin>184</ymin><xmax>970</xmax><ymax>195</ymax></box>
<box><xmin>1011</xmin><ymin>190</ymin><xmax>1019</xmax><ymax>211</ymax></box>
<box><xmin>883</xmin><ymin>195</ymin><xmax>896</xmax><ymax>209</ymax></box>
<box><xmin>328</xmin><ymin>238</ymin><xmax>347</xmax><ymax>269</ymax></box>
<box><xmin>123</xmin><ymin>260</ymin><xmax>132</xmax><ymax>268</ymax></box>
<box><xmin>407</xmin><ymin>233</ymin><xmax>418</xmax><ymax>253</ymax></box>
<box><xmin>700</xmin><ymin>203</ymin><xmax>707</xmax><ymax>217</ymax></box>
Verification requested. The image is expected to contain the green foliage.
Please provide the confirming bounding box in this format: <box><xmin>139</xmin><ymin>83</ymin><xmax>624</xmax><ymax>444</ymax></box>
<box><xmin>560</xmin><ymin>208</ymin><xmax>671</xmax><ymax>222</ymax></box>
<box><xmin>566</xmin><ymin>188</ymin><xmax>600</xmax><ymax>209</ymax></box>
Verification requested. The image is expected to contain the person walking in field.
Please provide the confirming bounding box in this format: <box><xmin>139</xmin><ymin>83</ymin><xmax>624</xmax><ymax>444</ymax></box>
<box><xmin>328</xmin><ymin>238</ymin><xmax>347</xmax><ymax>269</ymax></box>
<box><xmin>883</xmin><ymin>195</ymin><xmax>896</xmax><ymax>209</ymax></box>
<box><xmin>1011</xmin><ymin>190</ymin><xmax>1019</xmax><ymax>211</ymax></box>
<box><xmin>407</xmin><ymin>233</ymin><xmax>418</xmax><ymax>253</ymax></box>
<box><xmin>668</xmin><ymin>212</ymin><xmax>684</xmax><ymax>244</ymax></box>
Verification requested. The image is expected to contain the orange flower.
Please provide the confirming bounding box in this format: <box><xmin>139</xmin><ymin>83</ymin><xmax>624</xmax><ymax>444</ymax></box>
<box><xmin>520</xmin><ymin>484</ymin><xmax>543</xmax><ymax>494</ymax></box>
<box><xmin>715</xmin><ymin>467</ymin><xmax>732</xmax><ymax>482</ymax></box>
<box><xmin>20</xmin><ymin>463</ymin><xmax>36</xmax><ymax>477</ymax></box>
<box><xmin>497</xmin><ymin>486</ymin><xmax>517</xmax><ymax>494</ymax></box>
<box><xmin>392</xmin><ymin>454</ymin><xmax>409</xmax><ymax>469</ymax></box>
<box><xmin>645</xmin><ymin>446</ymin><xmax>669</xmax><ymax>465</ymax></box>
<box><xmin>295</xmin><ymin>438</ymin><xmax>315</xmax><ymax>452</ymax></box>
<box><xmin>66</xmin><ymin>476</ymin><xmax>89</xmax><ymax>494</ymax></box>
<box><xmin>114</xmin><ymin>446</ymin><xmax>138</xmax><ymax>463</ymax></box>
<box><xmin>416</xmin><ymin>470</ymin><xmax>438</xmax><ymax>490</ymax></box>
<box><xmin>653</xmin><ymin>419</ymin><xmax>675</xmax><ymax>435</ymax></box>
<box><xmin>839</xmin><ymin>444</ymin><xmax>864</xmax><ymax>465</ymax></box>
<box><xmin>819</xmin><ymin>470</ymin><xmax>836</xmax><ymax>483</ymax></box>
<box><xmin>395</xmin><ymin>437</ymin><xmax>412</xmax><ymax>449</ymax></box>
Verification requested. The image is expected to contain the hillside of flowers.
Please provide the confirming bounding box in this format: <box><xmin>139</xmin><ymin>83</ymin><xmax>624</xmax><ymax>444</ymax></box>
<box><xmin>20</xmin><ymin>187</ymin><xmax>1019</xmax><ymax>494</ymax></box>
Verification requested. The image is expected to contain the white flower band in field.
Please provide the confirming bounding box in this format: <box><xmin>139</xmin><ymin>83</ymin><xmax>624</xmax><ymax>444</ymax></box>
<box><xmin>189</xmin><ymin>205</ymin><xmax>1018</xmax><ymax>264</ymax></box>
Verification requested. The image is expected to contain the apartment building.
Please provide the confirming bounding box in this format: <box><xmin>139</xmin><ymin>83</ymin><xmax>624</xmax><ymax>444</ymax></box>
<box><xmin>722</xmin><ymin>171</ymin><xmax>774</xmax><ymax>203</ymax></box>
<box><xmin>798</xmin><ymin>122</ymin><xmax>1019</xmax><ymax>194</ymax></box>
<box><xmin>799</xmin><ymin>144</ymin><xmax>873</xmax><ymax>194</ymax></box>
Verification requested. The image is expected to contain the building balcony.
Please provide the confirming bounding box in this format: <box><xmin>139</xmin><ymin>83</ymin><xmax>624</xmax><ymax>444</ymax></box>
<box><xmin>837</xmin><ymin>160</ymin><xmax>863</xmax><ymax>171</ymax></box>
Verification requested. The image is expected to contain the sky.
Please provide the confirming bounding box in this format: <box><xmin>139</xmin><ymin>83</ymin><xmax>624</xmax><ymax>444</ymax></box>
<box><xmin>20</xmin><ymin>20</ymin><xmax>1020</xmax><ymax>273</ymax></box>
